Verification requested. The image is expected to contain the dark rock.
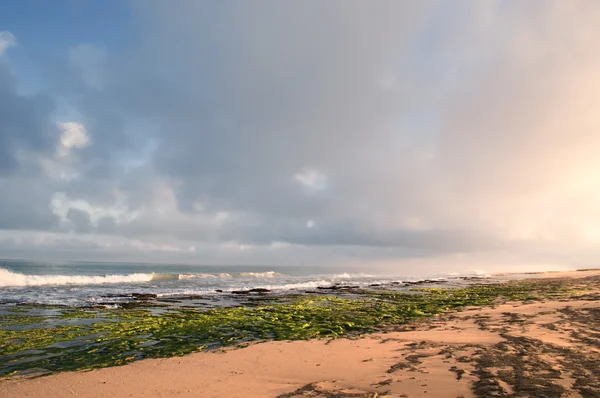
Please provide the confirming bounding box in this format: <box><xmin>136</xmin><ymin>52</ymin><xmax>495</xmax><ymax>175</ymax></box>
<box><xmin>401</xmin><ymin>279</ymin><xmax>447</xmax><ymax>285</ymax></box>
<box><xmin>231</xmin><ymin>288</ymin><xmax>271</xmax><ymax>295</ymax></box>
<box><xmin>404</xmin><ymin>280</ymin><xmax>441</xmax><ymax>286</ymax></box>
<box><xmin>131</xmin><ymin>293</ymin><xmax>158</xmax><ymax>300</ymax></box>
<box><xmin>248</xmin><ymin>288</ymin><xmax>271</xmax><ymax>293</ymax></box>
<box><xmin>215</xmin><ymin>289</ymin><xmax>223</xmax><ymax>293</ymax></box>
<box><xmin>316</xmin><ymin>285</ymin><xmax>360</xmax><ymax>291</ymax></box>
<box><xmin>156</xmin><ymin>299</ymin><xmax>182</xmax><ymax>303</ymax></box>
<box><xmin>100</xmin><ymin>293</ymin><xmax>159</xmax><ymax>300</ymax></box>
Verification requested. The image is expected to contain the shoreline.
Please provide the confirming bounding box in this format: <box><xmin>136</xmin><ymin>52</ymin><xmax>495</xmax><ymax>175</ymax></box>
<box><xmin>2</xmin><ymin>270</ymin><xmax>600</xmax><ymax>397</ymax></box>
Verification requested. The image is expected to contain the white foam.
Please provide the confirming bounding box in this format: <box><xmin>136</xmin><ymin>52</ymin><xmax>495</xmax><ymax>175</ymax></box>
<box><xmin>331</xmin><ymin>272</ymin><xmax>375</xmax><ymax>279</ymax></box>
<box><xmin>156</xmin><ymin>289</ymin><xmax>213</xmax><ymax>297</ymax></box>
<box><xmin>238</xmin><ymin>271</ymin><xmax>280</xmax><ymax>278</ymax></box>
<box><xmin>179</xmin><ymin>273</ymin><xmax>232</xmax><ymax>280</ymax></box>
<box><xmin>262</xmin><ymin>280</ymin><xmax>334</xmax><ymax>290</ymax></box>
<box><xmin>0</xmin><ymin>268</ymin><xmax>154</xmax><ymax>287</ymax></box>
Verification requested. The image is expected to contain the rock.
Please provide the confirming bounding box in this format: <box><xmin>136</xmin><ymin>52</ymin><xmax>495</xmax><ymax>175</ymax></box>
<box><xmin>100</xmin><ymin>293</ymin><xmax>158</xmax><ymax>300</ymax></box>
<box><xmin>402</xmin><ymin>279</ymin><xmax>447</xmax><ymax>286</ymax></box>
<box><xmin>131</xmin><ymin>293</ymin><xmax>158</xmax><ymax>300</ymax></box>
<box><xmin>317</xmin><ymin>285</ymin><xmax>360</xmax><ymax>291</ymax></box>
<box><xmin>316</xmin><ymin>286</ymin><xmax>338</xmax><ymax>290</ymax></box>
<box><xmin>215</xmin><ymin>289</ymin><xmax>223</xmax><ymax>293</ymax></box>
<box><xmin>156</xmin><ymin>299</ymin><xmax>182</xmax><ymax>303</ymax></box>
<box><xmin>231</xmin><ymin>288</ymin><xmax>271</xmax><ymax>294</ymax></box>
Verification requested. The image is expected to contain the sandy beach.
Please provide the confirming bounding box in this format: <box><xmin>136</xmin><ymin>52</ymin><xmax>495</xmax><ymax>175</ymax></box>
<box><xmin>2</xmin><ymin>270</ymin><xmax>600</xmax><ymax>397</ymax></box>
<box><xmin>5</xmin><ymin>1</ymin><xmax>600</xmax><ymax>395</ymax></box>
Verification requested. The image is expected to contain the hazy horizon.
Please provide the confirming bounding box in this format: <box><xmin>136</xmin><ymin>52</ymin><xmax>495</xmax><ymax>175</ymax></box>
<box><xmin>2</xmin><ymin>2</ymin><xmax>600</xmax><ymax>274</ymax></box>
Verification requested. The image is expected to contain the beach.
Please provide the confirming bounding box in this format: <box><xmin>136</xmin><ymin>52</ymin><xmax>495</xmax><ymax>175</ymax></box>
<box><xmin>5</xmin><ymin>1</ymin><xmax>600</xmax><ymax>396</ymax></box>
<box><xmin>2</xmin><ymin>270</ymin><xmax>600</xmax><ymax>397</ymax></box>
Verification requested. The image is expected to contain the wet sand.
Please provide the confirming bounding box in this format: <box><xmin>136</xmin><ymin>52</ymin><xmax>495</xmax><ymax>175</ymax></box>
<box><xmin>2</xmin><ymin>270</ymin><xmax>600</xmax><ymax>397</ymax></box>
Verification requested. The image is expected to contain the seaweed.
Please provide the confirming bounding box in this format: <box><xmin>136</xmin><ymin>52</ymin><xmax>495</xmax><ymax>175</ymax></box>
<box><xmin>1</xmin><ymin>275</ymin><xmax>597</xmax><ymax>377</ymax></box>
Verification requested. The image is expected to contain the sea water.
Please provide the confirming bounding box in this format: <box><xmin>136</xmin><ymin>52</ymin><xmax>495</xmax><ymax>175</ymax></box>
<box><xmin>0</xmin><ymin>259</ymin><xmax>484</xmax><ymax>307</ymax></box>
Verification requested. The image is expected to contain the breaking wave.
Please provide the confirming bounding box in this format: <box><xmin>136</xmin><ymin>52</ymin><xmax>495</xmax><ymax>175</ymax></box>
<box><xmin>238</xmin><ymin>271</ymin><xmax>280</xmax><ymax>278</ymax></box>
<box><xmin>0</xmin><ymin>268</ymin><xmax>156</xmax><ymax>287</ymax></box>
<box><xmin>0</xmin><ymin>268</ymin><xmax>284</xmax><ymax>287</ymax></box>
<box><xmin>331</xmin><ymin>272</ymin><xmax>375</xmax><ymax>279</ymax></box>
<box><xmin>179</xmin><ymin>271</ymin><xmax>281</xmax><ymax>279</ymax></box>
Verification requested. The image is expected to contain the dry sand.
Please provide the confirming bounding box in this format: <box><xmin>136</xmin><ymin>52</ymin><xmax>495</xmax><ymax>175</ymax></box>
<box><xmin>2</xmin><ymin>270</ymin><xmax>600</xmax><ymax>398</ymax></box>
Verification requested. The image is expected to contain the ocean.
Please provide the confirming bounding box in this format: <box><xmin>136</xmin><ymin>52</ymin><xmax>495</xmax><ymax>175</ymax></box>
<box><xmin>0</xmin><ymin>259</ymin><xmax>471</xmax><ymax>307</ymax></box>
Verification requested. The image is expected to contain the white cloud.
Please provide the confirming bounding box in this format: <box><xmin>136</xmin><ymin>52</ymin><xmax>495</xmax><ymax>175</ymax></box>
<box><xmin>0</xmin><ymin>31</ymin><xmax>16</xmax><ymax>57</ymax></box>
<box><xmin>50</xmin><ymin>191</ymin><xmax>138</xmax><ymax>227</ymax></box>
<box><xmin>306</xmin><ymin>220</ymin><xmax>315</xmax><ymax>228</ymax></box>
<box><xmin>57</xmin><ymin>122</ymin><xmax>90</xmax><ymax>157</ymax></box>
<box><xmin>40</xmin><ymin>122</ymin><xmax>91</xmax><ymax>181</ymax></box>
<box><xmin>294</xmin><ymin>169</ymin><xmax>327</xmax><ymax>191</ymax></box>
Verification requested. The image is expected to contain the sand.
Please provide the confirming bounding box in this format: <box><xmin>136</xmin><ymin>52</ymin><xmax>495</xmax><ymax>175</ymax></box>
<box><xmin>2</xmin><ymin>270</ymin><xmax>600</xmax><ymax>397</ymax></box>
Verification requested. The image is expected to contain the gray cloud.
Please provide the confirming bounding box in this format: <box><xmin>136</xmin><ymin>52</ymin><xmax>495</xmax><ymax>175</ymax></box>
<box><xmin>0</xmin><ymin>176</ymin><xmax>58</xmax><ymax>230</ymax></box>
<box><xmin>2</xmin><ymin>2</ymin><xmax>600</xmax><ymax>271</ymax></box>
<box><xmin>0</xmin><ymin>62</ymin><xmax>56</xmax><ymax>173</ymax></box>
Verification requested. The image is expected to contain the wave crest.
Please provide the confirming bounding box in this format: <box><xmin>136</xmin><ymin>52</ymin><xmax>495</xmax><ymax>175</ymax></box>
<box><xmin>0</xmin><ymin>268</ymin><xmax>283</xmax><ymax>287</ymax></box>
<box><xmin>238</xmin><ymin>271</ymin><xmax>280</xmax><ymax>278</ymax></box>
<box><xmin>0</xmin><ymin>268</ymin><xmax>154</xmax><ymax>287</ymax></box>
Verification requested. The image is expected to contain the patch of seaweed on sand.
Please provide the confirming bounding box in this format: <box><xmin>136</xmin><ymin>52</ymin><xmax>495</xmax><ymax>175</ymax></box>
<box><xmin>276</xmin><ymin>382</ymin><xmax>379</xmax><ymax>398</ymax></box>
<box><xmin>471</xmin><ymin>318</ymin><xmax>600</xmax><ymax>397</ymax></box>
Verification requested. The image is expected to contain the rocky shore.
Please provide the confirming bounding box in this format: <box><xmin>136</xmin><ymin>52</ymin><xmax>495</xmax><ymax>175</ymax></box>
<box><xmin>2</xmin><ymin>270</ymin><xmax>600</xmax><ymax>397</ymax></box>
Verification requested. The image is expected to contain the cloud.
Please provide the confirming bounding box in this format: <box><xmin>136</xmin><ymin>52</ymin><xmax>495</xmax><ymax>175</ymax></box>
<box><xmin>0</xmin><ymin>31</ymin><xmax>16</xmax><ymax>57</ymax></box>
<box><xmin>50</xmin><ymin>191</ymin><xmax>138</xmax><ymax>227</ymax></box>
<box><xmin>3</xmin><ymin>2</ymin><xmax>600</xmax><ymax>271</ymax></box>
<box><xmin>294</xmin><ymin>170</ymin><xmax>327</xmax><ymax>191</ymax></box>
<box><xmin>0</xmin><ymin>33</ymin><xmax>56</xmax><ymax>173</ymax></box>
<box><xmin>39</xmin><ymin>122</ymin><xmax>91</xmax><ymax>181</ymax></box>
<box><xmin>57</xmin><ymin>122</ymin><xmax>90</xmax><ymax>156</ymax></box>
<box><xmin>69</xmin><ymin>44</ymin><xmax>107</xmax><ymax>89</ymax></box>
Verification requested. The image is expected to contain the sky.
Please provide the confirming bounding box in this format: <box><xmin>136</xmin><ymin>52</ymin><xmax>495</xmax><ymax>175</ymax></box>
<box><xmin>1</xmin><ymin>1</ymin><xmax>600</xmax><ymax>273</ymax></box>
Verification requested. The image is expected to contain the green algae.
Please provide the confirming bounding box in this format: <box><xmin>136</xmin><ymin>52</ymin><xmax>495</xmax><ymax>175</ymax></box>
<box><xmin>1</xmin><ymin>276</ymin><xmax>597</xmax><ymax>377</ymax></box>
<box><xmin>0</xmin><ymin>314</ymin><xmax>47</xmax><ymax>328</ymax></box>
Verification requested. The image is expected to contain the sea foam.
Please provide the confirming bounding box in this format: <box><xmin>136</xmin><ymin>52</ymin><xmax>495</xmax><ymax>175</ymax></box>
<box><xmin>0</xmin><ymin>268</ymin><xmax>284</xmax><ymax>287</ymax></box>
<box><xmin>0</xmin><ymin>268</ymin><xmax>156</xmax><ymax>287</ymax></box>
